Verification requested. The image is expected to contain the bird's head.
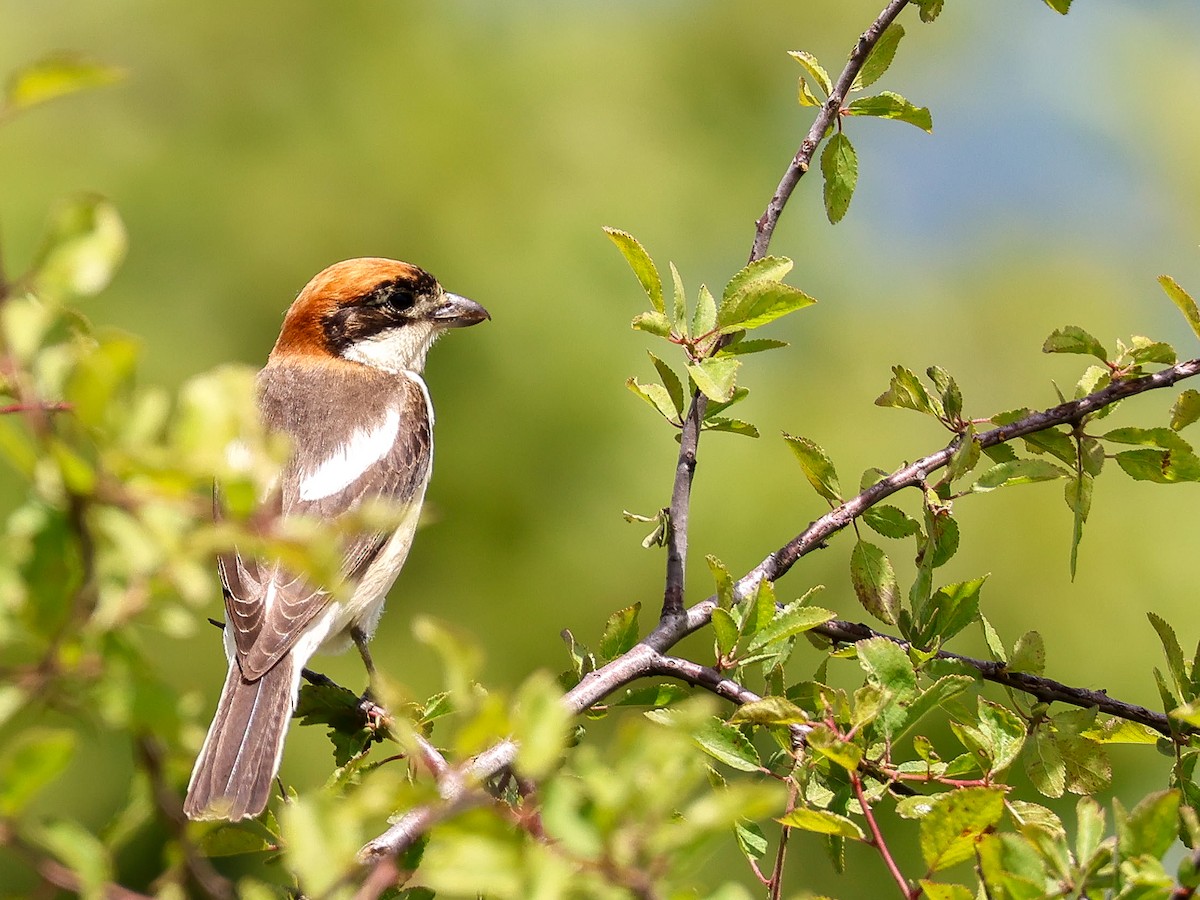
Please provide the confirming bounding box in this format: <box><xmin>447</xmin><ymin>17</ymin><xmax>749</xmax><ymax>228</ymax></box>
<box><xmin>270</xmin><ymin>258</ymin><xmax>489</xmax><ymax>373</ymax></box>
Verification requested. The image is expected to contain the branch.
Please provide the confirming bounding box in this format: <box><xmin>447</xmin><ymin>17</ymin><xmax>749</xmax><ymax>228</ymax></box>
<box><xmin>661</xmin><ymin>0</ymin><xmax>913</xmax><ymax>623</ymax></box>
<box><xmin>750</xmin><ymin>0</ymin><xmax>911</xmax><ymax>262</ymax></box>
<box><xmin>360</xmin><ymin>355</ymin><xmax>1200</xmax><ymax>862</ymax></box>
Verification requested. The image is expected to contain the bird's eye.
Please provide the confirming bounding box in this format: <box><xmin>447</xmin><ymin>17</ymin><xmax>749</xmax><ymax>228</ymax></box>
<box><xmin>386</xmin><ymin>287</ymin><xmax>416</xmax><ymax>311</ymax></box>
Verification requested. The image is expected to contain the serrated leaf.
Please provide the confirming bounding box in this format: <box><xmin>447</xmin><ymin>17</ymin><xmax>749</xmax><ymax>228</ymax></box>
<box><xmin>778</xmin><ymin>807</ymin><xmax>865</xmax><ymax>840</ymax></box>
<box><xmin>1025</xmin><ymin>728</ymin><xmax>1066</xmax><ymax>799</ymax></box>
<box><xmin>1115</xmin><ymin>447</ymin><xmax>1200</xmax><ymax>483</ymax></box>
<box><xmin>687</xmin><ymin>357</ymin><xmax>740</xmax><ymax>403</ymax></box>
<box><xmin>1043</xmin><ymin>0</ymin><xmax>1072</xmax><ymax>12</ymax></box>
<box><xmin>712</xmin><ymin>607</ymin><xmax>739</xmax><ymax>658</ymax></box>
<box><xmin>843</xmin><ymin>91</ymin><xmax>932</xmax><ymax>132</ymax></box>
<box><xmin>631</xmin><ymin>310</ymin><xmax>671</xmax><ymax>337</ymax></box>
<box><xmin>916</xmin><ymin>576</ymin><xmax>987</xmax><ymax>645</ymax></box>
<box><xmin>3</xmin><ymin>53</ymin><xmax>123</xmax><ymax>116</ymax></box>
<box><xmin>598</xmin><ymin>603</ymin><xmax>641</xmax><ymax>661</ymax></box>
<box><xmin>783</xmin><ymin>433</ymin><xmax>842</xmax><ymax>503</ymax></box>
<box><xmin>981</xmin><ymin>615</ymin><xmax>1007</xmax><ymax>663</ymax></box>
<box><xmin>857</xmin><ymin>635</ymin><xmax>917</xmax><ymax>701</ymax></box>
<box><xmin>707</xmin><ymin>555</ymin><xmax>734</xmax><ymax>609</ymax></box>
<box><xmin>807</xmin><ymin>723</ymin><xmax>863</xmax><ymax>772</ymax></box>
<box><xmin>821</xmin><ymin>132</ymin><xmax>857</xmax><ymax>224</ymax></box>
<box><xmin>862</xmin><ymin>504</ymin><xmax>920</xmax><ymax>539</ymax></box>
<box><xmin>797</xmin><ymin>76</ymin><xmax>822</xmax><ymax>107</ymax></box>
<box><xmin>875</xmin><ymin>365</ymin><xmax>942</xmax><ymax>418</ymax></box>
<box><xmin>668</xmin><ymin>261</ymin><xmax>687</xmax><ymax>331</ymax></box>
<box><xmin>716</xmin><ymin>280</ymin><xmax>816</xmax><ymax>334</ymax></box>
<box><xmin>747</xmin><ymin>599</ymin><xmax>834</xmax><ymax>651</ymax></box>
<box><xmin>734</xmin><ymin>819</ymin><xmax>768</xmax><ymax>863</ymax></box>
<box><xmin>854</xmin><ymin>24</ymin><xmax>904</xmax><ymax>90</ymax></box>
<box><xmin>916</xmin><ymin>0</ymin><xmax>945</xmax><ymax>22</ymax></box>
<box><xmin>1148</xmin><ymin>612</ymin><xmax>1187</xmax><ymax>701</ymax></box>
<box><xmin>971</xmin><ymin>459</ymin><xmax>1069</xmax><ymax>492</ymax></box>
<box><xmin>626</xmin><ymin>377</ymin><xmax>680</xmax><ymax>422</ymax></box>
<box><xmin>1042</xmin><ymin>325</ymin><xmax>1108</xmax><ymax>360</ymax></box>
<box><xmin>850</xmin><ymin>541</ymin><xmax>899</xmax><ymax>625</ymax></box>
<box><xmin>692</xmin><ymin>717</ymin><xmax>761</xmax><ymax>772</ymax></box>
<box><xmin>1161</xmin><ymin>275</ymin><xmax>1200</xmax><ymax>341</ymax></box>
<box><xmin>919</xmin><ymin>787</ymin><xmax>1007</xmax><ymax>872</ymax></box>
<box><xmin>731</xmin><ymin>696</ymin><xmax>809</xmax><ymax>726</ymax></box>
<box><xmin>703</xmin><ymin>417</ymin><xmax>759</xmax><ymax>438</ymax></box>
<box><xmin>1010</xmin><ymin>631</ymin><xmax>1046</xmax><ymax>676</ymax></box>
<box><xmin>788</xmin><ymin>50</ymin><xmax>832</xmax><ymax>96</ymax></box>
<box><xmin>692</xmin><ymin>283</ymin><xmax>717</xmax><ymax>336</ymax></box>
<box><xmin>947</xmin><ymin>430</ymin><xmax>981</xmax><ymax>482</ymax></box>
<box><xmin>717</xmin><ymin>338</ymin><xmax>789</xmax><ymax>357</ymax></box>
<box><xmin>604</xmin><ymin>227</ymin><xmax>663</xmax><ymax>313</ymax></box>
<box><xmin>647</xmin><ymin>352</ymin><xmax>684</xmax><ymax>417</ymax></box>
<box><xmin>1128</xmin><ymin>335</ymin><xmax>1176</xmax><ymax>365</ymax></box>
<box><xmin>722</xmin><ymin>256</ymin><xmax>793</xmax><ymax>302</ymax></box>
<box><xmin>1172</xmin><ymin>390</ymin><xmax>1200</xmax><ymax>431</ymax></box>
<box><xmin>976</xmin><ymin>700</ymin><xmax>1026</xmax><ymax>773</ymax></box>
<box><xmin>1103</xmin><ymin>426</ymin><xmax>1192</xmax><ymax>452</ymax></box>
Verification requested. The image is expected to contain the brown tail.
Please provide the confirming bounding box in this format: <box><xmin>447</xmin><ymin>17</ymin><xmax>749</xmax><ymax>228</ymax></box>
<box><xmin>184</xmin><ymin>655</ymin><xmax>295</xmax><ymax>821</ymax></box>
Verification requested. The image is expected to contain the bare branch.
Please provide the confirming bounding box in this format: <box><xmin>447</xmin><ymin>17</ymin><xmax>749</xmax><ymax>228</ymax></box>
<box><xmin>751</xmin><ymin>0</ymin><xmax>912</xmax><ymax>262</ymax></box>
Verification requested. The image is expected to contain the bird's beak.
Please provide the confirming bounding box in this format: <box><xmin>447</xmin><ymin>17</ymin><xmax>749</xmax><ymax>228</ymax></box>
<box><xmin>432</xmin><ymin>293</ymin><xmax>490</xmax><ymax>328</ymax></box>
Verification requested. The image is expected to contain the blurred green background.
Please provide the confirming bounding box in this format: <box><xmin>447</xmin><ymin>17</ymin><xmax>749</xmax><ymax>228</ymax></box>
<box><xmin>4</xmin><ymin>0</ymin><xmax>1200</xmax><ymax>894</ymax></box>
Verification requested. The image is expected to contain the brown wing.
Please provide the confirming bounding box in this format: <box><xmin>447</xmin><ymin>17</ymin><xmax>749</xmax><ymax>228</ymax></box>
<box><xmin>218</xmin><ymin>369</ymin><xmax>432</xmax><ymax>681</ymax></box>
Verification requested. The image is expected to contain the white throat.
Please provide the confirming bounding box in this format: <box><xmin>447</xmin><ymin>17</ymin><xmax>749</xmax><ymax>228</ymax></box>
<box><xmin>343</xmin><ymin>323</ymin><xmax>440</xmax><ymax>374</ymax></box>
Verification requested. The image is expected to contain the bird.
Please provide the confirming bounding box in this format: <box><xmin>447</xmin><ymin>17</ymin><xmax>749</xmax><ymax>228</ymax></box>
<box><xmin>183</xmin><ymin>258</ymin><xmax>489</xmax><ymax>821</ymax></box>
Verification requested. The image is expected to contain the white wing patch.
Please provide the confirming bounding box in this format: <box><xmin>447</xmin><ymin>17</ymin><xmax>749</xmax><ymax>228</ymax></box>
<box><xmin>298</xmin><ymin>407</ymin><xmax>401</xmax><ymax>501</ymax></box>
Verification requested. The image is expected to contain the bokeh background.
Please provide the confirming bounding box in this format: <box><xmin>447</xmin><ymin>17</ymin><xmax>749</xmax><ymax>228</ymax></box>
<box><xmin>3</xmin><ymin>0</ymin><xmax>1200</xmax><ymax>894</ymax></box>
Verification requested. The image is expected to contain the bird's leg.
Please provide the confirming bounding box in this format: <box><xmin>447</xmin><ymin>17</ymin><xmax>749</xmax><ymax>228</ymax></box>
<box><xmin>351</xmin><ymin>626</ymin><xmax>388</xmax><ymax>732</ymax></box>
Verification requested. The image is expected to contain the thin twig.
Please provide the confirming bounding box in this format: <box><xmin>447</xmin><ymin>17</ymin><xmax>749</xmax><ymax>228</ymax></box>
<box><xmin>0</xmin><ymin>400</ymin><xmax>71</xmax><ymax>415</ymax></box>
<box><xmin>750</xmin><ymin>0</ymin><xmax>912</xmax><ymax>262</ymax></box>
<box><xmin>852</xmin><ymin>771</ymin><xmax>917</xmax><ymax>900</ymax></box>
<box><xmin>817</xmin><ymin>619</ymin><xmax>1187</xmax><ymax>738</ymax></box>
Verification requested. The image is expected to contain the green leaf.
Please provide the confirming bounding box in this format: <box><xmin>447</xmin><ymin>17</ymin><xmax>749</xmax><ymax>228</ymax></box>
<box><xmin>604</xmin><ymin>227</ymin><xmax>663</xmax><ymax>313</ymax></box>
<box><xmin>0</xmin><ymin>729</ymin><xmax>77</xmax><ymax>815</ymax></box>
<box><xmin>1161</xmin><ymin>275</ymin><xmax>1200</xmax><ymax>341</ymax></box>
<box><xmin>198</xmin><ymin>824</ymin><xmax>274</xmax><ymax>857</ymax></box>
<box><xmin>783</xmin><ymin>433</ymin><xmax>843</xmax><ymax>503</ymax></box>
<box><xmin>1042</xmin><ymin>0</ymin><xmax>1072</xmax><ymax>12</ymax></box>
<box><xmin>691</xmin><ymin>717</ymin><xmax>761</xmax><ymax>772</ymax></box>
<box><xmin>631</xmin><ymin>310</ymin><xmax>671</xmax><ymax>337</ymax></box>
<box><xmin>850</xmin><ymin>541</ymin><xmax>899</xmax><ymax>625</ymax></box>
<box><xmin>917</xmin><ymin>883</ymin><xmax>973</xmax><ymax>900</ymax></box>
<box><xmin>806</xmin><ymin>723</ymin><xmax>862</xmax><ymax>772</ymax></box>
<box><xmin>821</xmin><ymin>132</ymin><xmax>858</xmax><ymax>224</ymax></box>
<box><xmin>1128</xmin><ymin>335</ymin><xmax>1176</xmax><ymax>366</ymax></box>
<box><xmin>716</xmin><ymin>337</ymin><xmax>789</xmax><ymax>357</ymax></box>
<box><xmin>981</xmin><ymin>615</ymin><xmax>1007</xmax><ymax>663</ymax></box>
<box><xmin>513</xmin><ymin>671</ymin><xmax>571</xmax><ymax>780</ymax></box>
<box><xmin>976</xmin><ymin>700</ymin><xmax>1026</xmax><ymax>773</ymax></box>
<box><xmin>1042</xmin><ymin>325</ymin><xmax>1108</xmax><ymax>360</ymax></box>
<box><xmin>854</xmin><ymin>24</ymin><xmax>904</xmax><ymax>90</ymax></box>
<box><xmin>1075</xmin><ymin>796</ymin><xmax>1106</xmax><ymax>865</ymax></box>
<box><xmin>971</xmin><ymin>459</ymin><xmax>1069</xmax><ymax>492</ymax></box>
<box><xmin>712</xmin><ymin>607</ymin><xmax>738</xmax><ymax>658</ymax></box>
<box><xmin>1119</xmin><ymin>790</ymin><xmax>1181</xmax><ymax>860</ymax></box>
<box><xmin>294</xmin><ymin>680</ymin><xmax>374</xmax><ymax>766</ymax></box>
<box><xmin>919</xmin><ymin>787</ymin><xmax>1007</xmax><ymax>872</ymax></box>
<box><xmin>1171</xmin><ymin>390</ymin><xmax>1200</xmax><ymax>431</ymax></box>
<box><xmin>599</xmin><ymin>603</ymin><xmax>641</xmax><ymax>661</ymax></box>
<box><xmin>722</xmin><ymin>256</ymin><xmax>793</xmax><ymax>302</ymax></box>
<box><xmin>734</xmin><ymin>819</ymin><xmax>769</xmax><ymax>863</ymax></box>
<box><xmin>3</xmin><ymin>53</ymin><xmax>123</xmax><ymax>116</ymax></box>
<box><xmin>843</xmin><ymin>91</ymin><xmax>932</xmax><ymax>132</ymax></box>
<box><xmin>747</xmin><ymin>599</ymin><xmax>835</xmax><ymax>651</ymax></box>
<box><xmin>916</xmin><ymin>576</ymin><xmax>987</xmax><ymax>645</ymax></box>
<box><xmin>798</xmin><ymin>76</ymin><xmax>823</xmax><ymax>107</ymax></box>
<box><xmin>692</xmin><ymin>284</ymin><xmax>717</xmax><ymax>336</ymax></box>
<box><xmin>863</xmin><ymin>504</ymin><xmax>921</xmax><ymax>539</ymax></box>
<box><xmin>1115</xmin><ymin>447</ymin><xmax>1200</xmax><ymax>483</ymax></box>
<box><xmin>1103</xmin><ymin>426</ymin><xmax>1192</xmax><ymax>452</ymax></box>
<box><xmin>1010</xmin><ymin>630</ymin><xmax>1046</xmax><ymax>676</ymax></box>
<box><xmin>707</xmin><ymin>555</ymin><xmax>734</xmax><ymax>609</ymax></box>
<box><xmin>894</xmin><ymin>675</ymin><xmax>974</xmax><ymax>743</ymax></box>
<box><xmin>32</xmin><ymin>193</ymin><xmax>128</xmax><ymax>297</ymax></box>
<box><xmin>915</xmin><ymin>0</ymin><xmax>945</xmax><ymax>22</ymax></box>
<box><xmin>1026</xmin><ymin>728</ymin><xmax>1067</xmax><ymax>798</ymax></box>
<box><xmin>626</xmin><ymin>377</ymin><xmax>680</xmax><ymax>422</ymax></box>
<box><xmin>1148</xmin><ymin>612</ymin><xmax>1188</xmax><ymax>701</ymax></box>
<box><xmin>787</xmin><ymin>51</ymin><xmax>832</xmax><ymax>96</ymax></box>
<box><xmin>778</xmin><ymin>807</ymin><xmax>865</xmax><ymax>840</ymax></box>
<box><xmin>648</xmin><ymin>352</ymin><xmax>685</xmax><ymax>417</ymax></box>
<box><xmin>875</xmin><ymin>365</ymin><xmax>943</xmax><ymax>418</ymax></box>
<box><xmin>857</xmin><ymin>635</ymin><xmax>917</xmax><ymax>701</ymax></box>
<box><xmin>687</xmin><ymin>357</ymin><xmax>740</xmax><ymax>403</ymax></box>
<box><xmin>731</xmin><ymin>696</ymin><xmax>809</xmax><ymax>726</ymax></box>
<box><xmin>704</xmin><ymin>417</ymin><xmax>759</xmax><ymax>438</ymax></box>
<box><xmin>716</xmin><ymin>280</ymin><xmax>816</xmax><ymax>334</ymax></box>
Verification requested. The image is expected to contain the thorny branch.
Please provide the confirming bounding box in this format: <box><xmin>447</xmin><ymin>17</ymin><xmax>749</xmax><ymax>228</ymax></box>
<box><xmin>361</xmin><ymin>355</ymin><xmax>1200</xmax><ymax>863</ymax></box>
